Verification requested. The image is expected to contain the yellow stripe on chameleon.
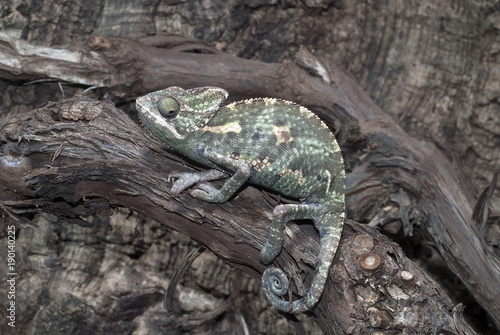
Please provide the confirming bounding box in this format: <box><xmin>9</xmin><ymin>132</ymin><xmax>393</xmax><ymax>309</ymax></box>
<box><xmin>204</xmin><ymin>121</ymin><xmax>242</xmax><ymax>134</ymax></box>
<box><xmin>325</xmin><ymin>170</ymin><xmax>332</xmax><ymax>194</ymax></box>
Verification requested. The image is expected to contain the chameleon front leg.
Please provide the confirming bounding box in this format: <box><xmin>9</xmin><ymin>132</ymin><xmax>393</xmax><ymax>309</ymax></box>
<box><xmin>172</xmin><ymin>151</ymin><xmax>251</xmax><ymax>204</ymax></box>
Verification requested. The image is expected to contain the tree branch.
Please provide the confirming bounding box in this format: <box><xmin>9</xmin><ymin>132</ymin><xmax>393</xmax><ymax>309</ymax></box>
<box><xmin>0</xmin><ymin>95</ymin><xmax>478</xmax><ymax>333</ymax></box>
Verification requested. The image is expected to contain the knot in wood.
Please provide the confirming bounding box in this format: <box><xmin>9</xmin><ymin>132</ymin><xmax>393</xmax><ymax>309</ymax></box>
<box><xmin>358</xmin><ymin>253</ymin><xmax>382</xmax><ymax>272</ymax></box>
<box><xmin>60</xmin><ymin>97</ymin><xmax>103</xmax><ymax>121</ymax></box>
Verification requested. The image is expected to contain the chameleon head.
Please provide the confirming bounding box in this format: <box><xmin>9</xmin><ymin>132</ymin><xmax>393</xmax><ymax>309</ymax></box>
<box><xmin>136</xmin><ymin>86</ymin><xmax>228</xmax><ymax>145</ymax></box>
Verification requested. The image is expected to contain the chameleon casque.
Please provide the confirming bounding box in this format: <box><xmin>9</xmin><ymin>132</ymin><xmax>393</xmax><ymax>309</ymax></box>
<box><xmin>136</xmin><ymin>86</ymin><xmax>345</xmax><ymax>313</ymax></box>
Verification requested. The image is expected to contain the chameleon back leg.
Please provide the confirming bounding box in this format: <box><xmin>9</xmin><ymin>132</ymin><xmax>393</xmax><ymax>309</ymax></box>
<box><xmin>260</xmin><ymin>204</ymin><xmax>320</xmax><ymax>264</ymax></box>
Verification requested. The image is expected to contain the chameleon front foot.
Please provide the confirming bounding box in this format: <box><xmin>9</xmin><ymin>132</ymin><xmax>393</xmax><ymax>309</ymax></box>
<box><xmin>168</xmin><ymin>169</ymin><xmax>227</xmax><ymax>196</ymax></box>
<box><xmin>168</xmin><ymin>172</ymin><xmax>200</xmax><ymax>195</ymax></box>
<box><xmin>188</xmin><ymin>182</ymin><xmax>227</xmax><ymax>203</ymax></box>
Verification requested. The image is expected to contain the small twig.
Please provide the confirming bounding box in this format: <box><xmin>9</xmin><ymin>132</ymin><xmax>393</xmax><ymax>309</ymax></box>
<box><xmin>51</xmin><ymin>143</ymin><xmax>64</xmax><ymax>164</ymax></box>
<box><xmin>81</xmin><ymin>86</ymin><xmax>100</xmax><ymax>94</ymax></box>
<box><xmin>480</xmin><ymin>172</ymin><xmax>498</xmax><ymax>233</ymax></box>
<box><xmin>177</xmin><ymin>271</ymin><xmax>243</xmax><ymax>327</ymax></box>
<box><xmin>164</xmin><ymin>245</ymin><xmax>207</xmax><ymax>314</ymax></box>
<box><xmin>0</xmin><ymin>202</ymin><xmax>40</xmax><ymax>233</ymax></box>
<box><xmin>58</xmin><ymin>82</ymin><xmax>65</xmax><ymax>99</ymax></box>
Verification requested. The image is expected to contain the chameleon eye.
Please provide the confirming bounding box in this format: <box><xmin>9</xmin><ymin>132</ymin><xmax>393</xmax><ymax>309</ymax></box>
<box><xmin>157</xmin><ymin>97</ymin><xmax>180</xmax><ymax>119</ymax></box>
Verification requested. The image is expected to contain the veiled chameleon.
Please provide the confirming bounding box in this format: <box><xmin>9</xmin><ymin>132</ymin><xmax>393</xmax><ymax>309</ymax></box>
<box><xmin>136</xmin><ymin>86</ymin><xmax>345</xmax><ymax>313</ymax></box>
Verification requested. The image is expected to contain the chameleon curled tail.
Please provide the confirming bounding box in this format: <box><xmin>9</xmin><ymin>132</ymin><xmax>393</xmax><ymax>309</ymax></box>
<box><xmin>261</xmin><ymin>211</ymin><xmax>344</xmax><ymax>313</ymax></box>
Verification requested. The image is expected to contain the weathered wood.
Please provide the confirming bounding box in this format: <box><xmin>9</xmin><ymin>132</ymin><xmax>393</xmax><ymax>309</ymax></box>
<box><xmin>1</xmin><ymin>34</ymin><xmax>499</xmax><ymax>332</ymax></box>
<box><xmin>0</xmin><ymin>96</ymin><xmax>475</xmax><ymax>334</ymax></box>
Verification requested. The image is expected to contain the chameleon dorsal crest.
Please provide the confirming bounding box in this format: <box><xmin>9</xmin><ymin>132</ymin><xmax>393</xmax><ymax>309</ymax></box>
<box><xmin>136</xmin><ymin>86</ymin><xmax>345</xmax><ymax>314</ymax></box>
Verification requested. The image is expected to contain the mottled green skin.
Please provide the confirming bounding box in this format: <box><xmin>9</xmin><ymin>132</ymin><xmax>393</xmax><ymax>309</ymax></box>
<box><xmin>136</xmin><ymin>86</ymin><xmax>345</xmax><ymax>313</ymax></box>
